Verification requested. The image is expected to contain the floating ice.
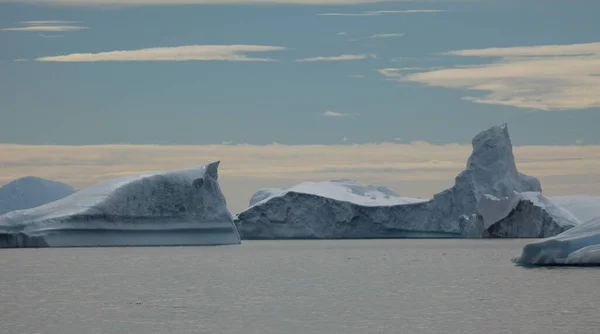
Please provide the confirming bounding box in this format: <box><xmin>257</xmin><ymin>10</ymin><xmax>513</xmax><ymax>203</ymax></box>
<box><xmin>0</xmin><ymin>177</ymin><xmax>75</xmax><ymax>215</ymax></box>
<box><xmin>0</xmin><ymin>161</ymin><xmax>240</xmax><ymax>248</ymax></box>
<box><xmin>236</xmin><ymin>124</ymin><xmax>543</xmax><ymax>239</ymax></box>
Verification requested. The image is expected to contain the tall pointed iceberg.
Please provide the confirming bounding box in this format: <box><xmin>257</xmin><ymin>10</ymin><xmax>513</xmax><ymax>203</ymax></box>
<box><xmin>235</xmin><ymin>124</ymin><xmax>545</xmax><ymax>239</ymax></box>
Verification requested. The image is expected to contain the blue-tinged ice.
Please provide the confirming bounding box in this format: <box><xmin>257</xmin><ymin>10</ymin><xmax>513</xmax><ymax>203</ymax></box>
<box><xmin>0</xmin><ymin>177</ymin><xmax>75</xmax><ymax>215</ymax></box>
<box><xmin>513</xmin><ymin>196</ymin><xmax>600</xmax><ymax>265</ymax></box>
<box><xmin>0</xmin><ymin>161</ymin><xmax>241</xmax><ymax>248</ymax></box>
<box><xmin>236</xmin><ymin>124</ymin><xmax>544</xmax><ymax>239</ymax></box>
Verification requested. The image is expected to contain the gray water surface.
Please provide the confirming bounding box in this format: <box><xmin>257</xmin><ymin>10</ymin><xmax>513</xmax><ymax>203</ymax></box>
<box><xmin>1</xmin><ymin>239</ymin><xmax>599</xmax><ymax>334</ymax></box>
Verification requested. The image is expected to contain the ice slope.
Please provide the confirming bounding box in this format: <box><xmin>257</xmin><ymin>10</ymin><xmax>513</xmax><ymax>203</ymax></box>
<box><xmin>248</xmin><ymin>179</ymin><xmax>426</xmax><ymax>208</ymax></box>
<box><xmin>548</xmin><ymin>196</ymin><xmax>600</xmax><ymax>224</ymax></box>
<box><xmin>513</xmin><ymin>196</ymin><xmax>600</xmax><ymax>265</ymax></box>
<box><xmin>0</xmin><ymin>177</ymin><xmax>75</xmax><ymax>215</ymax></box>
<box><xmin>236</xmin><ymin>123</ymin><xmax>542</xmax><ymax>239</ymax></box>
<box><xmin>475</xmin><ymin>192</ymin><xmax>578</xmax><ymax>238</ymax></box>
<box><xmin>0</xmin><ymin>161</ymin><xmax>241</xmax><ymax>248</ymax></box>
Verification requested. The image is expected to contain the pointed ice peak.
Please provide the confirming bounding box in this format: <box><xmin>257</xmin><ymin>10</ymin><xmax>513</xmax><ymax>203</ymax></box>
<box><xmin>205</xmin><ymin>161</ymin><xmax>220</xmax><ymax>179</ymax></box>
<box><xmin>467</xmin><ymin>123</ymin><xmax>515</xmax><ymax>173</ymax></box>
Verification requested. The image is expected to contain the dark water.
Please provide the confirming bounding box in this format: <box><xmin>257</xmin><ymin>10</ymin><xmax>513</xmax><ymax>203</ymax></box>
<box><xmin>1</xmin><ymin>239</ymin><xmax>599</xmax><ymax>334</ymax></box>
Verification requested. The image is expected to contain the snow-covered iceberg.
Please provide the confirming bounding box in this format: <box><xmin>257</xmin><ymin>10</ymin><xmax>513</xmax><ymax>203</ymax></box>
<box><xmin>513</xmin><ymin>196</ymin><xmax>600</xmax><ymax>265</ymax></box>
<box><xmin>236</xmin><ymin>123</ymin><xmax>543</xmax><ymax>239</ymax></box>
<box><xmin>0</xmin><ymin>177</ymin><xmax>75</xmax><ymax>215</ymax></box>
<box><xmin>0</xmin><ymin>161</ymin><xmax>241</xmax><ymax>248</ymax></box>
<box><xmin>474</xmin><ymin>192</ymin><xmax>578</xmax><ymax>238</ymax></box>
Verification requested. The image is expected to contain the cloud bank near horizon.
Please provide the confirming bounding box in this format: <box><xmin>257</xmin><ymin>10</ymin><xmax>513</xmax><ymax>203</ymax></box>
<box><xmin>1</xmin><ymin>142</ymin><xmax>599</xmax><ymax>211</ymax></box>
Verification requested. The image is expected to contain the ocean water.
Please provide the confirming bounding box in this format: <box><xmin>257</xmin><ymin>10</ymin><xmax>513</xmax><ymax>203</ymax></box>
<box><xmin>1</xmin><ymin>239</ymin><xmax>599</xmax><ymax>334</ymax></box>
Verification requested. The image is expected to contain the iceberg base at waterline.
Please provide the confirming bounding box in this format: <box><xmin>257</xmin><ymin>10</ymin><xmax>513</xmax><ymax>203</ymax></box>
<box><xmin>512</xmin><ymin>196</ymin><xmax>600</xmax><ymax>266</ymax></box>
<box><xmin>0</xmin><ymin>161</ymin><xmax>241</xmax><ymax>248</ymax></box>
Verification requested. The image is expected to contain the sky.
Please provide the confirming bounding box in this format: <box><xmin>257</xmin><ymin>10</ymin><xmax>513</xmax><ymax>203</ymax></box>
<box><xmin>2</xmin><ymin>0</ymin><xmax>600</xmax><ymax>211</ymax></box>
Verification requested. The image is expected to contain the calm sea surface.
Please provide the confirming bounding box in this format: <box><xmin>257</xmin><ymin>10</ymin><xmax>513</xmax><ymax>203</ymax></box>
<box><xmin>1</xmin><ymin>239</ymin><xmax>599</xmax><ymax>334</ymax></box>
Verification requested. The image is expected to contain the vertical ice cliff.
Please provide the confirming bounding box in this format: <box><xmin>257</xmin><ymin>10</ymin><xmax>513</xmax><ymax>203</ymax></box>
<box><xmin>474</xmin><ymin>192</ymin><xmax>578</xmax><ymax>238</ymax></box>
<box><xmin>0</xmin><ymin>161</ymin><xmax>241</xmax><ymax>248</ymax></box>
<box><xmin>0</xmin><ymin>177</ymin><xmax>75</xmax><ymax>215</ymax></box>
<box><xmin>236</xmin><ymin>124</ymin><xmax>545</xmax><ymax>239</ymax></box>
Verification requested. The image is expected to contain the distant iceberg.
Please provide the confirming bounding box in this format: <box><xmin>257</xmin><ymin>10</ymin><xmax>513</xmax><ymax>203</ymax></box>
<box><xmin>513</xmin><ymin>196</ymin><xmax>600</xmax><ymax>265</ymax></box>
<box><xmin>236</xmin><ymin>124</ymin><xmax>548</xmax><ymax>239</ymax></box>
<box><xmin>0</xmin><ymin>161</ymin><xmax>241</xmax><ymax>248</ymax></box>
<box><xmin>471</xmin><ymin>192</ymin><xmax>579</xmax><ymax>238</ymax></box>
<box><xmin>0</xmin><ymin>177</ymin><xmax>75</xmax><ymax>215</ymax></box>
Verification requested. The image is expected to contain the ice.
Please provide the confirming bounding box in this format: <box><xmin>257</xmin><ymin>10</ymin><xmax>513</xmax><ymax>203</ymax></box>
<box><xmin>0</xmin><ymin>161</ymin><xmax>241</xmax><ymax>248</ymax></box>
<box><xmin>236</xmin><ymin>123</ymin><xmax>542</xmax><ymax>239</ymax></box>
<box><xmin>0</xmin><ymin>177</ymin><xmax>75</xmax><ymax>215</ymax></box>
<box><xmin>513</xmin><ymin>196</ymin><xmax>600</xmax><ymax>265</ymax></box>
<box><xmin>548</xmin><ymin>196</ymin><xmax>600</xmax><ymax>223</ymax></box>
<box><xmin>475</xmin><ymin>192</ymin><xmax>578</xmax><ymax>238</ymax></box>
<box><xmin>248</xmin><ymin>179</ymin><xmax>426</xmax><ymax>208</ymax></box>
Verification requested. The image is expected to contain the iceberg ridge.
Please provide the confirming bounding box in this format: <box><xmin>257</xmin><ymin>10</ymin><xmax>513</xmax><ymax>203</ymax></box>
<box><xmin>0</xmin><ymin>161</ymin><xmax>241</xmax><ymax>248</ymax></box>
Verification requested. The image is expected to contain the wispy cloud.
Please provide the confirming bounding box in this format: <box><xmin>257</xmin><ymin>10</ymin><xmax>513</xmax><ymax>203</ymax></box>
<box><xmin>1</xmin><ymin>25</ymin><xmax>87</xmax><ymax>32</ymax></box>
<box><xmin>389</xmin><ymin>42</ymin><xmax>600</xmax><ymax>111</ymax></box>
<box><xmin>36</xmin><ymin>45</ymin><xmax>287</xmax><ymax>62</ymax></box>
<box><xmin>336</xmin><ymin>32</ymin><xmax>348</xmax><ymax>36</ymax></box>
<box><xmin>348</xmin><ymin>74</ymin><xmax>365</xmax><ymax>78</ymax></box>
<box><xmin>13</xmin><ymin>58</ymin><xmax>28</xmax><ymax>62</ymax></box>
<box><xmin>318</xmin><ymin>9</ymin><xmax>447</xmax><ymax>16</ymax></box>
<box><xmin>2</xmin><ymin>142</ymin><xmax>600</xmax><ymax>212</ymax></box>
<box><xmin>378</xmin><ymin>67</ymin><xmax>442</xmax><ymax>79</ymax></box>
<box><xmin>297</xmin><ymin>53</ymin><xmax>376</xmax><ymax>62</ymax></box>
<box><xmin>323</xmin><ymin>110</ymin><xmax>358</xmax><ymax>117</ymax></box>
<box><xmin>369</xmin><ymin>33</ymin><xmax>404</xmax><ymax>39</ymax></box>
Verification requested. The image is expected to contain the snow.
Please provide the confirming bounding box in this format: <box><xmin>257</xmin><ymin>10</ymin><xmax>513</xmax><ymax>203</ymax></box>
<box><xmin>0</xmin><ymin>161</ymin><xmax>241</xmax><ymax>248</ymax></box>
<box><xmin>0</xmin><ymin>177</ymin><xmax>75</xmax><ymax>215</ymax></box>
<box><xmin>248</xmin><ymin>179</ymin><xmax>426</xmax><ymax>208</ymax></box>
<box><xmin>236</xmin><ymin>123</ymin><xmax>543</xmax><ymax>239</ymax></box>
<box><xmin>513</xmin><ymin>196</ymin><xmax>600</xmax><ymax>265</ymax></box>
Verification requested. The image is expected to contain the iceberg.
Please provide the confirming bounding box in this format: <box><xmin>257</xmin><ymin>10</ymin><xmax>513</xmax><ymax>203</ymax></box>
<box><xmin>0</xmin><ymin>161</ymin><xmax>241</xmax><ymax>248</ymax></box>
<box><xmin>513</xmin><ymin>196</ymin><xmax>600</xmax><ymax>265</ymax></box>
<box><xmin>475</xmin><ymin>192</ymin><xmax>578</xmax><ymax>238</ymax></box>
<box><xmin>236</xmin><ymin>123</ymin><xmax>543</xmax><ymax>239</ymax></box>
<box><xmin>0</xmin><ymin>177</ymin><xmax>75</xmax><ymax>215</ymax></box>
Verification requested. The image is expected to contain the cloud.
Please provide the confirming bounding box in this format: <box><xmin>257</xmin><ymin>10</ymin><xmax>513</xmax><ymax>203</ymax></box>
<box><xmin>369</xmin><ymin>33</ymin><xmax>404</xmax><ymax>39</ymax></box>
<box><xmin>394</xmin><ymin>137</ymin><xmax>402</xmax><ymax>141</ymax></box>
<box><xmin>348</xmin><ymin>74</ymin><xmax>365</xmax><ymax>78</ymax></box>
<box><xmin>336</xmin><ymin>32</ymin><xmax>348</xmax><ymax>36</ymax></box>
<box><xmin>36</xmin><ymin>45</ymin><xmax>287</xmax><ymax>62</ymax></box>
<box><xmin>297</xmin><ymin>53</ymin><xmax>376</xmax><ymax>62</ymax></box>
<box><xmin>378</xmin><ymin>67</ymin><xmax>443</xmax><ymax>79</ymax></box>
<box><xmin>323</xmin><ymin>110</ymin><xmax>358</xmax><ymax>117</ymax></box>
<box><xmin>2</xmin><ymin>142</ymin><xmax>600</xmax><ymax>212</ymax></box>
<box><xmin>391</xmin><ymin>42</ymin><xmax>600</xmax><ymax>111</ymax></box>
<box><xmin>341</xmin><ymin>137</ymin><xmax>351</xmax><ymax>142</ymax></box>
<box><xmin>1</xmin><ymin>25</ymin><xmax>87</xmax><ymax>32</ymax></box>
<box><xmin>13</xmin><ymin>58</ymin><xmax>28</xmax><ymax>62</ymax></box>
<box><xmin>318</xmin><ymin>9</ymin><xmax>447</xmax><ymax>16</ymax></box>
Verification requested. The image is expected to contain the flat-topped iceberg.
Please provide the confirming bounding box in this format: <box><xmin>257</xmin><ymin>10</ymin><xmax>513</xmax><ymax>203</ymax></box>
<box><xmin>0</xmin><ymin>161</ymin><xmax>241</xmax><ymax>248</ymax></box>
<box><xmin>513</xmin><ymin>196</ymin><xmax>600</xmax><ymax>265</ymax></box>
<box><xmin>236</xmin><ymin>123</ymin><xmax>544</xmax><ymax>239</ymax></box>
<box><xmin>0</xmin><ymin>177</ymin><xmax>75</xmax><ymax>215</ymax></box>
